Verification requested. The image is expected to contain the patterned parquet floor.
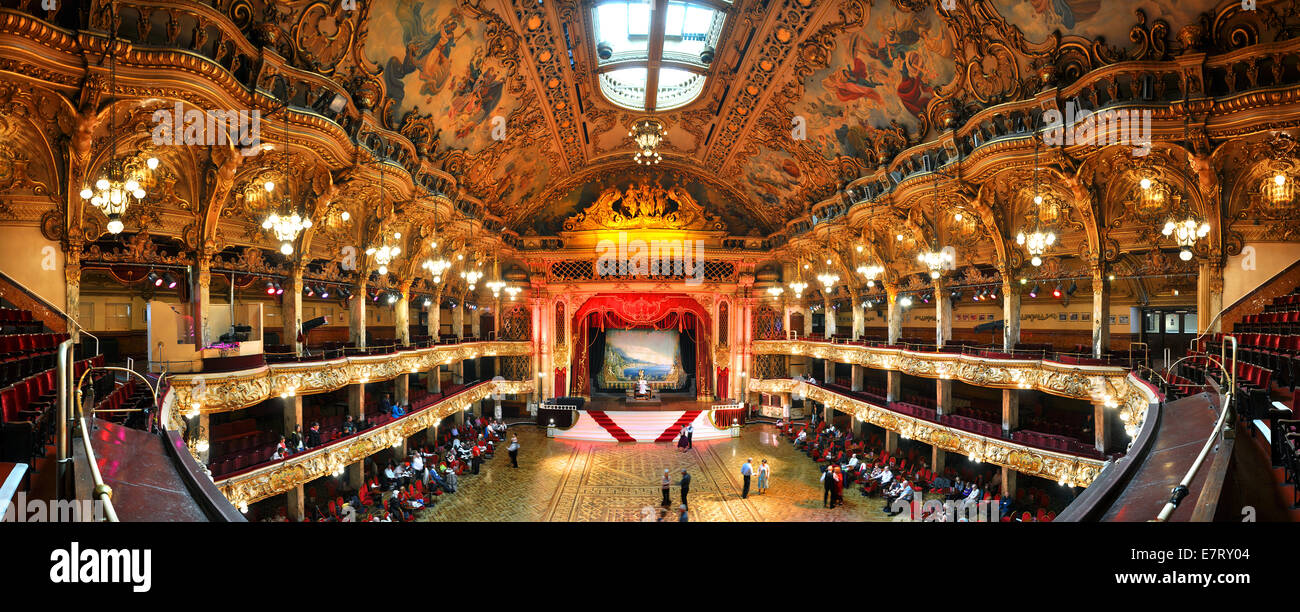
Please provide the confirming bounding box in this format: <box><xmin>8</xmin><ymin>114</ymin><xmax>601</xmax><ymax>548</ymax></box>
<box><xmin>417</xmin><ymin>424</ymin><xmax>921</xmax><ymax>522</ymax></box>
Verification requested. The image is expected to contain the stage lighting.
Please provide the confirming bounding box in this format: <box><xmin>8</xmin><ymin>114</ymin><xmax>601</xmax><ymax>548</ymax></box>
<box><xmin>265</xmin><ymin>281</ymin><xmax>277</xmax><ymax>295</ymax></box>
<box><xmin>1052</xmin><ymin>283</ymin><xmax>1062</xmax><ymax>299</ymax></box>
<box><xmin>275</xmin><ymin>283</ymin><xmax>285</xmax><ymax>295</ymax></box>
<box><xmin>1066</xmin><ymin>281</ymin><xmax>1078</xmax><ymax>296</ymax></box>
<box><xmin>1029</xmin><ymin>284</ymin><xmax>1039</xmax><ymax>298</ymax></box>
<box><xmin>387</xmin><ymin>293</ymin><xmax>397</xmax><ymax>305</ymax></box>
<box><xmin>922</xmin><ymin>292</ymin><xmax>931</xmax><ymax>304</ymax></box>
<box><xmin>899</xmin><ymin>295</ymin><xmax>913</xmax><ymax>307</ymax></box>
<box><xmin>147</xmin><ymin>272</ymin><xmax>162</xmax><ymax>287</ymax></box>
<box><xmin>988</xmin><ymin>290</ymin><xmax>998</xmax><ymax>300</ymax></box>
<box><xmin>305</xmin><ymin>285</ymin><xmax>315</xmax><ymax>297</ymax></box>
<box><xmin>950</xmin><ymin>289</ymin><xmax>961</xmax><ymax>301</ymax></box>
<box><xmin>372</xmin><ymin>291</ymin><xmax>380</xmax><ymax>302</ymax></box>
<box><xmin>319</xmin><ymin>286</ymin><xmax>330</xmax><ymax>299</ymax></box>
<box><xmin>424</xmin><ymin>298</ymin><xmax>432</xmax><ymax>307</ymax></box>
<box><xmin>162</xmin><ymin>272</ymin><xmax>178</xmax><ymax>289</ymax></box>
<box><xmin>339</xmin><ymin>287</ymin><xmax>351</xmax><ymax>299</ymax></box>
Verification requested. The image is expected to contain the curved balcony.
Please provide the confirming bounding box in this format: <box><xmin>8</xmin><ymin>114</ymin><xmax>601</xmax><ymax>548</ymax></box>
<box><xmin>162</xmin><ymin>340</ymin><xmax>532</xmax><ymax>429</ymax></box>
<box><xmin>751</xmin><ymin>339</ymin><xmax>1157</xmax><ymax>436</ymax></box>
<box><xmin>213</xmin><ymin>378</ymin><xmax>534</xmax><ymax>509</ymax></box>
<box><xmin>749</xmin><ymin>377</ymin><xmax>1116</xmax><ymax>488</ymax></box>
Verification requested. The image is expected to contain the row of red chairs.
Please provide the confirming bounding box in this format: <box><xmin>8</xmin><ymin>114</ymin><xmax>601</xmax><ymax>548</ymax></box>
<box><xmin>0</xmin><ymin>355</ymin><xmax>103</xmax><ymax>463</ymax></box>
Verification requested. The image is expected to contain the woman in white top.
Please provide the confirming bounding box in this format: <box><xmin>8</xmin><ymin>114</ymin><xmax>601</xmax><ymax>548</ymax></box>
<box><xmin>756</xmin><ymin>459</ymin><xmax>771</xmax><ymax>493</ymax></box>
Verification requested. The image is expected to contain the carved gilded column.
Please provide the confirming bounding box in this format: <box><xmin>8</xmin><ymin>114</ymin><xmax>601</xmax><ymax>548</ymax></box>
<box><xmin>851</xmin><ymin>291</ymin><xmax>865</xmax><ymax>340</ymax></box>
<box><xmin>349</xmin><ymin>280</ymin><xmax>367</xmax><ymax>348</ymax></box>
<box><xmin>191</xmin><ymin>254</ymin><xmax>212</xmax><ymax>349</ymax></box>
<box><xmin>822</xmin><ymin>294</ymin><xmax>835</xmax><ymax>339</ymax></box>
<box><xmin>470</xmin><ymin>298</ymin><xmax>482</xmax><ymax>338</ymax></box>
<box><xmin>937</xmin><ymin>378</ymin><xmax>952</xmax><ymax>417</ymax></box>
<box><xmin>1197</xmin><ymin>255</ymin><xmax>1224</xmax><ymax>333</ymax></box>
<box><xmin>427</xmin><ymin>285</ymin><xmax>443</xmax><ymax>394</ymax></box>
<box><xmin>1091</xmin><ymin>260</ymin><xmax>1110</xmax><ymax>358</ymax></box>
<box><xmin>885</xmin><ymin>283</ymin><xmax>902</xmax><ymax>345</ymax></box>
<box><xmin>394</xmin><ymin>283</ymin><xmax>410</xmax><ymax>346</ymax></box>
<box><xmin>282</xmin><ymin>266</ymin><xmax>304</xmax><ymax>355</ymax></box>
<box><xmin>935</xmin><ymin>278</ymin><xmax>952</xmax><ymax>348</ymax></box>
<box><xmin>1001</xmin><ymin>268</ymin><xmax>1020</xmax><ymax>351</ymax></box>
<box><xmin>64</xmin><ymin>247</ymin><xmax>81</xmax><ymax>342</ymax></box>
<box><xmin>802</xmin><ymin>302</ymin><xmax>813</xmax><ymax>337</ymax></box>
<box><xmin>453</xmin><ymin>289</ymin><xmax>465</xmax><ymax>384</ymax></box>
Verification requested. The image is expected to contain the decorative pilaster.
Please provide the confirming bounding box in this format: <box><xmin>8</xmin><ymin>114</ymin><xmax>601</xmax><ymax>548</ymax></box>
<box><xmin>935</xmin><ymin>278</ymin><xmax>952</xmax><ymax>348</ymax></box>
<box><xmin>851</xmin><ymin>292</ymin><xmax>865</xmax><ymax>340</ymax></box>
<box><xmin>64</xmin><ymin>246</ymin><xmax>81</xmax><ymax>342</ymax></box>
<box><xmin>1198</xmin><ymin>255</ymin><xmax>1224</xmax><ymax>333</ymax></box>
<box><xmin>1001</xmin><ymin>269</ymin><xmax>1020</xmax><ymax>351</ymax></box>
<box><xmin>1091</xmin><ymin>261</ymin><xmax>1110</xmax><ymax>358</ymax></box>
<box><xmin>191</xmin><ymin>254</ymin><xmax>212</xmax><ymax>349</ymax></box>
<box><xmin>349</xmin><ymin>280</ymin><xmax>367</xmax><ymax>348</ymax></box>
<box><xmin>823</xmin><ymin>294</ymin><xmax>835</xmax><ymax>339</ymax></box>
<box><xmin>885</xmin><ymin>283</ymin><xmax>902</xmax><ymax>345</ymax></box>
<box><xmin>394</xmin><ymin>283</ymin><xmax>410</xmax><ymax>346</ymax></box>
<box><xmin>282</xmin><ymin>266</ymin><xmax>304</xmax><ymax>355</ymax></box>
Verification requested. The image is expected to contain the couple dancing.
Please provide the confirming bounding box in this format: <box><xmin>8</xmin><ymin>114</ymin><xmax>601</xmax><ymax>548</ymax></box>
<box><xmin>676</xmin><ymin>422</ymin><xmax>695</xmax><ymax>451</ymax></box>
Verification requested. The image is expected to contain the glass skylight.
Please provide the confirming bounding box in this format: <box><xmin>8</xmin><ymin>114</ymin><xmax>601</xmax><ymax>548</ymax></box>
<box><xmin>592</xmin><ymin>0</ymin><xmax>727</xmax><ymax>110</ymax></box>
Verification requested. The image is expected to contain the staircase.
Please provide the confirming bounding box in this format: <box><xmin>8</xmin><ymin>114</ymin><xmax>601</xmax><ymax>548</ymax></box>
<box><xmin>655</xmin><ymin>410</ymin><xmax>702</xmax><ymax>442</ymax></box>
<box><xmin>585</xmin><ymin>411</ymin><xmax>635</xmax><ymax>442</ymax></box>
<box><xmin>555</xmin><ymin>410</ymin><xmax>730</xmax><ymax>443</ymax></box>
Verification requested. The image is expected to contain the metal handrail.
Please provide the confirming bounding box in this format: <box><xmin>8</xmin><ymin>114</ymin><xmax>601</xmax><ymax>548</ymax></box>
<box><xmin>75</xmin><ymin>415</ymin><xmax>119</xmax><ymax>522</ymax></box>
<box><xmin>1153</xmin><ymin>334</ymin><xmax>1237</xmax><ymax>521</ymax></box>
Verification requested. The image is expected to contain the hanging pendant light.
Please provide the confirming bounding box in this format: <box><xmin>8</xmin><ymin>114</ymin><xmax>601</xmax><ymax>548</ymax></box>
<box><xmin>1016</xmin><ymin>135</ymin><xmax>1055</xmax><ymax>266</ymax></box>
<box><xmin>81</xmin><ymin>3</ymin><xmax>156</xmax><ymax>235</ymax></box>
<box><xmin>629</xmin><ymin>118</ymin><xmax>664</xmax><ymax>165</ymax></box>
<box><xmin>260</xmin><ymin>104</ymin><xmax>310</xmax><ymax>254</ymax></box>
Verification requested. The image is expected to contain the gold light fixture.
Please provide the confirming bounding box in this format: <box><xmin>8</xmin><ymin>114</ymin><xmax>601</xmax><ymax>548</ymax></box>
<box><xmin>856</xmin><ymin>263</ymin><xmax>884</xmax><ymax>288</ymax></box>
<box><xmin>1016</xmin><ymin>141</ymin><xmax>1055</xmax><ymax>266</ymax></box>
<box><xmin>366</xmin><ymin>232</ymin><xmax>401</xmax><ymax>275</ymax></box>
<box><xmin>816</xmin><ymin>258</ymin><xmax>839</xmax><ymax>291</ymax></box>
<box><xmin>787</xmin><ymin>260</ymin><xmax>808</xmax><ymax>298</ymax></box>
<box><xmin>485</xmin><ymin>255</ymin><xmax>507</xmax><ymax>298</ymax></box>
<box><xmin>917</xmin><ymin>249</ymin><xmax>953</xmax><ymax>279</ymax></box>
<box><xmin>629</xmin><ymin>118</ymin><xmax>664</xmax><ymax>165</ymax></box>
<box><xmin>260</xmin><ymin>107</ymin><xmax>311</xmax><ymax>254</ymax></box>
<box><xmin>80</xmin><ymin>4</ymin><xmax>155</xmax><ymax>235</ymax></box>
<box><xmin>1162</xmin><ymin>216</ymin><xmax>1210</xmax><ymax>261</ymax></box>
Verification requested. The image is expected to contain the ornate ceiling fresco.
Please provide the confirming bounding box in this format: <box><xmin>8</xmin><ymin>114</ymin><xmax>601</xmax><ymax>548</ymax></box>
<box><xmin>3</xmin><ymin>0</ymin><xmax>1300</xmax><ymax>306</ymax></box>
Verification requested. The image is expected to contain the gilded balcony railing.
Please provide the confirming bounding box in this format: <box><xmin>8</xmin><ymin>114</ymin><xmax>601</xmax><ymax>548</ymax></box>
<box><xmin>215</xmin><ymin>378</ymin><xmax>535</xmax><ymax>509</ymax></box>
<box><xmin>163</xmin><ymin>340</ymin><xmax>531</xmax><ymax>430</ymax></box>
<box><xmin>751</xmin><ymin>339</ymin><xmax>1155</xmax><ymax>437</ymax></box>
<box><xmin>749</xmin><ymin>377</ymin><xmax>1112</xmax><ymax>488</ymax></box>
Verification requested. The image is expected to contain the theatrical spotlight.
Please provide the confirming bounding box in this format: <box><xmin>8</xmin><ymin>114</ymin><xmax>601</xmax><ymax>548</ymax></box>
<box><xmin>387</xmin><ymin>293</ymin><xmax>398</xmax><ymax>305</ymax></box>
<box><xmin>147</xmin><ymin>271</ymin><xmax>162</xmax><ymax>287</ymax></box>
<box><xmin>275</xmin><ymin>283</ymin><xmax>284</xmax><ymax>295</ymax></box>
<box><xmin>1052</xmin><ymin>283</ymin><xmax>1063</xmax><ymax>299</ymax></box>
<box><xmin>988</xmin><ymin>289</ymin><xmax>998</xmax><ymax>300</ymax></box>
<box><xmin>1065</xmin><ymin>281</ymin><xmax>1078</xmax><ymax>297</ymax></box>
<box><xmin>1029</xmin><ymin>284</ymin><xmax>1040</xmax><ymax>298</ymax></box>
<box><xmin>162</xmin><ymin>272</ymin><xmax>178</xmax><ymax>289</ymax></box>
<box><xmin>899</xmin><ymin>294</ymin><xmax>914</xmax><ymax>307</ymax></box>
<box><xmin>950</xmin><ymin>289</ymin><xmax>962</xmax><ymax>301</ymax></box>
<box><xmin>319</xmin><ymin>286</ymin><xmax>330</xmax><ymax>299</ymax></box>
<box><xmin>305</xmin><ymin>285</ymin><xmax>315</xmax><ymax>297</ymax></box>
<box><xmin>338</xmin><ymin>287</ymin><xmax>352</xmax><ymax>299</ymax></box>
<box><xmin>265</xmin><ymin>281</ymin><xmax>277</xmax><ymax>295</ymax></box>
<box><xmin>922</xmin><ymin>292</ymin><xmax>932</xmax><ymax>304</ymax></box>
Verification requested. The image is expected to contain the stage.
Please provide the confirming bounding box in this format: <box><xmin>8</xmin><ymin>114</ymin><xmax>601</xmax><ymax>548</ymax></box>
<box><xmin>553</xmin><ymin>409</ymin><xmax>731</xmax><ymax>443</ymax></box>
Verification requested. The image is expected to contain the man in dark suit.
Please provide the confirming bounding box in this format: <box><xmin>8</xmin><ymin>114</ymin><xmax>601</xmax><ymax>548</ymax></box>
<box><xmin>679</xmin><ymin>469</ymin><xmax>691</xmax><ymax>508</ymax></box>
<box><xmin>822</xmin><ymin>465</ymin><xmax>835</xmax><ymax>508</ymax></box>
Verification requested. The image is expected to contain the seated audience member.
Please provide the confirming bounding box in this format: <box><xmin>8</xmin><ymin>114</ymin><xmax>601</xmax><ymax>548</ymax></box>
<box><xmin>844</xmin><ymin>453</ymin><xmax>860</xmax><ymax>471</ymax></box>
<box><xmin>794</xmin><ymin>429</ymin><xmax>808</xmax><ymax>449</ymax></box>
<box><xmin>963</xmin><ymin>482</ymin><xmax>982</xmax><ymax>508</ymax></box>
<box><xmin>270</xmin><ymin>446</ymin><xmax>285</xmax><ymax>461</ymax></box>
<box><xmin>341</xmin><ymin>414</ymin><xmax>357</xmax><ymax>436</ymax></box>
<box><xmin>391</xmin><ymin>401</ymin><xmax>406</xmax><ymax>419</ymax></box>
<box><xmin>885</xmin><ymin>478</ymin><xmax>914</xmax><ymax>516</ymax></box>
<box><xmin>287</xmin><ymin>424</ymin><xmax>304</xmax><ymax>453</ymax></box>
<box><xmin>946</xmin><ymin>478</ymin><xmax>968</xmax><ymax>502</ymax></box>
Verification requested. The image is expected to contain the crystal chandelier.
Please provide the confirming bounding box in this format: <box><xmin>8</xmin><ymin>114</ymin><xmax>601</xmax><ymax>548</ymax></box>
<box><xmin>260</xmin><ymin>109</ymin><xmax>310</xmax><ymax>254</ymax></box>
<box><xmin>366</xmin><ymin>232</ymin><xmax>401</xmax><ymax>275</ymax></box>
<box><xmin>461</xmin><ymin>257</ymin><xmax>483</xmax><ymax>290</ymax></box>
<box><xmin>262</xmin><ymin>211</ymin><xmax>311</xmax><ymax>255</ymax></box>
<box><xmin>1016</xmin><ymin>141</ymin><xmax>1055</xmax><ymax>266</ymax></box>
<box><xmin>1162</xmin><ymin>216</ymin><xmax>1210</xmax><ymax>261</ymax></box>
<box><xmin>917</xmin><ymin>249</ymin><xmax>953</xmax><ymax>279</ymax></box>
<box><xmin>629</xmin><ymin>119</ymin><xmax>664</xmax><ymax>165</ymax></box>
<box><xmin>485</xmin><ymin>256</ymin><xmax>506</xmax><ymax>298</ymax></box>
<box><xmin>422</xmin><ymin>256</ymin><xmax>451</xmax><ymax>283</ymax></box>
<box><xmin>856</xmin><ymin>264</ymin><xmax>884</xmax><ymax>288</ymax></box>
<box><xmin>80</xmin><ymin>5</ymin><xmax>156</xmax><ymax>235</ymax></box>
<box><xmin>816</xmin><ymin>258</ymin><xmax>839</xmax><ymax>291</ymax></box>
<box><xmin>503</xmin><ymin>285</ymin><xmax>521</xmax><ymax>301</ymax></box>
<box><xmin>767</xmin><ymin>286</ymin><xmax>784</xmax><ymax>298</ymax></box>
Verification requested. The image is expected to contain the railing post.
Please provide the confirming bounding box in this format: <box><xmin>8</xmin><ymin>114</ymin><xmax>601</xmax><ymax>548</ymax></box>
<box><xmin>55</xmin><ymin>339</ymin><xmax>75</xmax><ymax>500</ymax></box>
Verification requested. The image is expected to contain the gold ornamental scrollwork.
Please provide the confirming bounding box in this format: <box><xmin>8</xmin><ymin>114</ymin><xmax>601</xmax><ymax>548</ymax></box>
<box><xmin>168</xmin><ymin>341</ymin><xmax>532</xmax><ymax>414</ymax></box>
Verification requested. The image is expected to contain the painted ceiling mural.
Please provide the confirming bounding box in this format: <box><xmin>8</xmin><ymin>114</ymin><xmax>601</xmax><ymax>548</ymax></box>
<box><xmin>366</xmin><ymin>0</ymin><xmax>519</xmax><ymax>157</ymax></box>
<box><xmin>347</xmin><ymin>0</ymin><xmax>1228</xmax><ymax>238</ymax></box>
<box><xmin>992</xmin><ymin>0</ymin><xmax>1202</xmax><ymax>46</ymax></box>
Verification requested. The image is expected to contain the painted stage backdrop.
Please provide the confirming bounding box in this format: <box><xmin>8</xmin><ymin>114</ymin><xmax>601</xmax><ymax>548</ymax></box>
<box><xmin>598</xmin><ymin>330</ymin><xmax>686</xmax><ymax>390</ymax></box>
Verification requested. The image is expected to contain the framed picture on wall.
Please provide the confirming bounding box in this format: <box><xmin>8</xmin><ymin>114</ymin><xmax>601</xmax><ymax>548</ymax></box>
<box><xmin>1058</xmin><ymin>313</ymin><xmax>1068</xmax><ymax>321</ymax></box>
<box><xmin>1082</xmin><ymin>313</ymin><xmax>1090</xmax><ymax>321</ymax></box>
<box><xmin>1109</xmin><ymin>316</ymin><xmax>1117</xmax><ymax>324</ymax></box>
<box><xmin>1119</xmin><ymin>315</ymin><xmax>1129</xmax><ymax>325</ymax></box>
<box><xmin>1070</xmin><ymin>313</ymin><xmax>1079</xmax><ymax>321</ymax></box>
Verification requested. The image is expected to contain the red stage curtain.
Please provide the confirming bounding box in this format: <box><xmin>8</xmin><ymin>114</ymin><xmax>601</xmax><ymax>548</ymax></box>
<box><xmin>569</xmin><ymin>294</ymin><xmax>713</xmax><ymax>398</ymax></box>
<box><xmin>554</xmin><ymin>366</ymin><xmax>566</xmax><ymax>397</ymax></box>
<box><xmin>716</xmin><ymin>366</ymin><xmax>729</xmax><ymax>401</ymax></box>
